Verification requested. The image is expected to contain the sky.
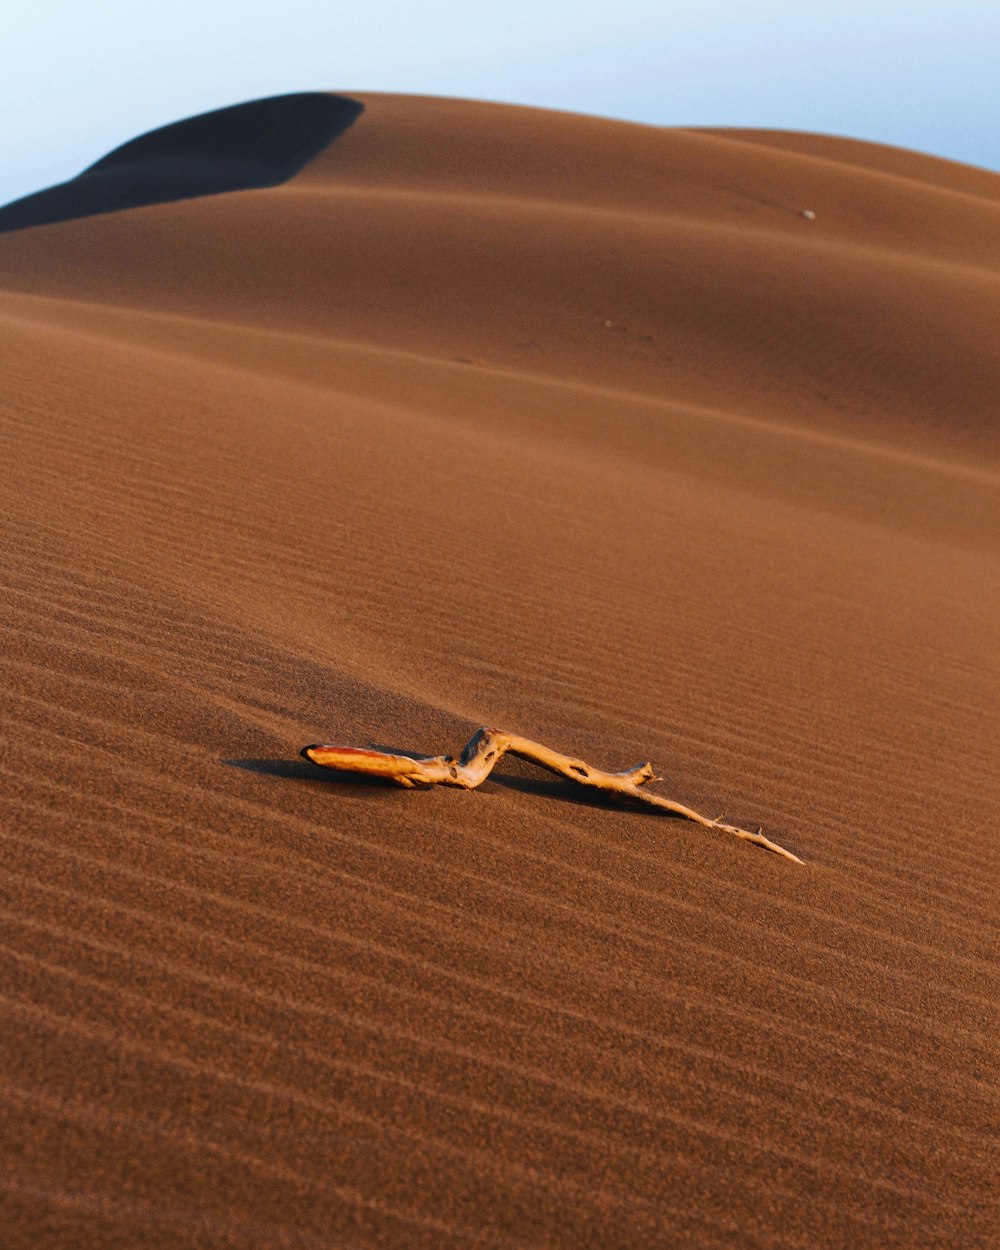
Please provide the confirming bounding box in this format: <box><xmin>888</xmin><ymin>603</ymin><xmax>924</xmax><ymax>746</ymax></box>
<box><xmin>2</xmin><ymin>0</ymin><xmax>999</xmax><ymax>206</ymax></box>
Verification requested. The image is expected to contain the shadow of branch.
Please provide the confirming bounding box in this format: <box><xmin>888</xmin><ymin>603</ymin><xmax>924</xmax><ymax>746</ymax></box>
<box><xmin>487</xmin><ymin>771</ymin><xmax>690</xmax><ymax>818</ymax></box>
<box><xmin>223</xmin><ymin>758</ymin><xmax>398</xmax><ymax>788</ymax></box>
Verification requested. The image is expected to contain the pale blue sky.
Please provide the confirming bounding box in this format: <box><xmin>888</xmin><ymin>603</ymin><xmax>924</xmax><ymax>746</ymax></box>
<box><xmin>2</xmin><ymin>0</ymin><xmax>998</xmax><ymax>206</ymax></box>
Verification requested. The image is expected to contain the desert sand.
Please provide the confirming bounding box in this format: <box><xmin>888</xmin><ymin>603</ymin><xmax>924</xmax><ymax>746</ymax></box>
<box><xmin>1</xmin><ymin>91</ymin><xmax>998</xmax><ymax>1248</ymax></box>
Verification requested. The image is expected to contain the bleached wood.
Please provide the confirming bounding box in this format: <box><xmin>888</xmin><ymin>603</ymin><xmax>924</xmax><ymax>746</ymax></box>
<box><xmin>301</xmin><ymin>728</ymin><xmax>802</xmax><ymax>864</ymax></box>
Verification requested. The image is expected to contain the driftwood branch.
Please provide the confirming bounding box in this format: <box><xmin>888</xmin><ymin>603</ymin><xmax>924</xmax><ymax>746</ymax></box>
<box><xmin>301</xmin><ymin>728</ymin><xmax>802</xmax><ymax>864</ymax></box>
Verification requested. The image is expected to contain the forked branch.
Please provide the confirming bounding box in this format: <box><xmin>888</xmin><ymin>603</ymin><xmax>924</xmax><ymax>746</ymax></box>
<box><xmin>301</xmin><ymin>727</ymin><xmax>802</xmax><ymax>864</ymax></box>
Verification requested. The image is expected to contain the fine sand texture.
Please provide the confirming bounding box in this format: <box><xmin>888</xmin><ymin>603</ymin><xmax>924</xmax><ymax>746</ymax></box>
<box><xmin>1</xmin><ymin>92</ymin><xmax>998</xmax><ymax>1248</ymax></box>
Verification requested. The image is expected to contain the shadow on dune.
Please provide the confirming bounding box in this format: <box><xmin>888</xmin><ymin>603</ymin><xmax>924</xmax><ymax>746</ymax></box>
<box><xmin>0</xmin><ymin>92</ymin><xmax>364</xmax><ymax>234</ymax></box>
<box><xmin>485</xmin><ymin>771</ymin><xmax>692</xmax><ymax>817</ymax></box>
<box><xmin>224</xmin><ymin>757</ymin><xmax>394</xmax><ymax>789</ymax></box>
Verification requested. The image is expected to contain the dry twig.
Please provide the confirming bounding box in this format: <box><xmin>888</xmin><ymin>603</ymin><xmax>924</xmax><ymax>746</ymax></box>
<box><xmin>301</xmin><ymin>727</ymin><xmax>802</xmax><ymax>864</ymax></box>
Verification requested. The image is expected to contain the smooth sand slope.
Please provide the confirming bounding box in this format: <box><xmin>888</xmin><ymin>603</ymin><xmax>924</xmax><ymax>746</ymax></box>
<box><xmin>1</xmin><ymin>93</ymin><xmax>998</xmax><ymax>1249</ymax></box>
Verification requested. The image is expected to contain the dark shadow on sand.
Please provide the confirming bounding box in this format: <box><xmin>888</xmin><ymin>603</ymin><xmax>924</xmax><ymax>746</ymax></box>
<box><xmin>0</xmin><ymin>92</ymin><xmax>364</xmax><ymax>234</ymax></box>
<box><xmin>486</xmin><ymin>771</ymin><xmax>691</xmax><ymax>817</ymax></box>
<box><xmin>225</xmin><ymin>757</ymin><xmax>394</xmax><ymax>788</ymax></box>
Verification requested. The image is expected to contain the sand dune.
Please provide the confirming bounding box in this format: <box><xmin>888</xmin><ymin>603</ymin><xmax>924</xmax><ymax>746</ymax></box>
<box><xmin>1</xmin><ymin>93</ymin><xmax>998</xmax><ymax>1249</ymax></box>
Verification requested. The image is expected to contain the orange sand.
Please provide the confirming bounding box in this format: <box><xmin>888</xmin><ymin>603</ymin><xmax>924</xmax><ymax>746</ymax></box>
<box><xmin>1</xmin><ymin>93</ymin><xmax>998</xmax><ymax>1248</ymax></box>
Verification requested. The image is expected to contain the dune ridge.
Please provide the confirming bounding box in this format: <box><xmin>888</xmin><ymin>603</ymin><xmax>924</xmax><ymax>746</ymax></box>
<box><xmin>0</xmin><ymin>93</ymin><xmax>364</xmax><ymax>233</ymax></box>
<box><xmin>1</xmin><ymin>93</ymin><xmax>998</xmax><ymax>1249</ymax></box>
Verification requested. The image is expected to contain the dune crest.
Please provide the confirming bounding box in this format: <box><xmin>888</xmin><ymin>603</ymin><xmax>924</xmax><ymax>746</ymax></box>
<box><xmin>0</xmin><ymin>92</ymin><xmax>363</xmax><ymax>233</ymax></box>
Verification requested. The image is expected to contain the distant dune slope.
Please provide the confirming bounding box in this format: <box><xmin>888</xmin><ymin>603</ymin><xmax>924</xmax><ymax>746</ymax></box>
<box><xmin>1</xmin><ymin>95</ymin><xmax>998</xmax><ymax>1250</ymax></box>
<box><xmin>2</xmin><ymin>93</ymin><xmax>1000</xmax><ymax>461</ymax></box>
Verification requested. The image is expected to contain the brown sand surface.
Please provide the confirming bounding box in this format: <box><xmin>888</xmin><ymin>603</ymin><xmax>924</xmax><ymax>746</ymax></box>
<box><xmin>1</xmin><ymin>93</ymin><xmax>998</xmax><ymax>1248</ymax></box>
